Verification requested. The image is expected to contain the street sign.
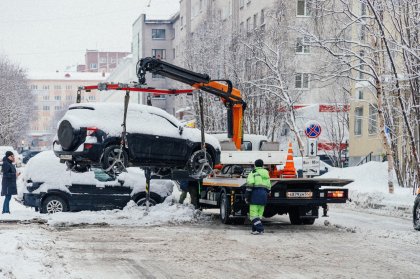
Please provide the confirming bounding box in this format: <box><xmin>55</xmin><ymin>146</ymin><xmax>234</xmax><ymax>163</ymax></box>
<box><xmin>302</xmin><ymin>157</ymin><xmax>320</xmax><ymax>176</ymax></box>
<box><xmin>306</xmin><ymin>138</ymin><xmax>318</xmax><ymax>157</ymax></box>
<box><xmin>304</xmin><ymin>121</ymin><xmax>322</xmax><ymax>138</ymax></box>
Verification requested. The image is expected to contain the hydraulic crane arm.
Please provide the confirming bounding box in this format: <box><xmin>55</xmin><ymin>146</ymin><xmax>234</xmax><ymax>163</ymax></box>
<box><xmin>136</xmin><ymin>57</ymin><xmax>247</xmax><ymax>150</ymax></box>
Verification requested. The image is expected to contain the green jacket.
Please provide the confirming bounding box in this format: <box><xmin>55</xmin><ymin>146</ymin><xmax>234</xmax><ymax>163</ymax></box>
<box><xmin>246</xmin><ymin>167</ymin><xmax>271</xmax><ymax>190</ymax></box>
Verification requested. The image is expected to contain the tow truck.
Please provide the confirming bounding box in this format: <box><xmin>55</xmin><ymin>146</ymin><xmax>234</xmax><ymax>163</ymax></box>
<box><xmin>76</xmin><ymin>57</ymin><xmax>352</xmax><ymax>224</ymax></box>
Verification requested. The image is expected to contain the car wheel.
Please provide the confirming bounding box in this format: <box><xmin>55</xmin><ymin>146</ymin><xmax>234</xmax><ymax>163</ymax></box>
<box><xmin>188</xmin><ymin>150</ymin><xmax>214</xmax><ymax>178</ymax></box>
<box><xmin>414</xmin><ymin>195</ymin><xmax>420</xmax><ymax>231</ymax></box>
<box><xmin>41</xmin><ymin>196</ymin><xmax>68</xmax><ymax>214</ymax></box>
<box><xmin>289</xmin><ymin>207</ymin><xmax>303</xmax><ymax>225</ymax></box>
<box><xmin>101</xmin><ymin>145</ymin><xmax>128</xmax><ymax>174</ymax></box>
<box><xmin>136</xmin><ymin>197</ymin><xmax>157</xmax><ymax>207</ymax></box>
<box><xmin>220</xmin><ymin>189</ymin><xmax>231</xmax><ymax>224</ymax></box>
<box><xmin>58</xmin><ymin>120</ymin><xmax>77</xmax><ymax>151</ymax></box>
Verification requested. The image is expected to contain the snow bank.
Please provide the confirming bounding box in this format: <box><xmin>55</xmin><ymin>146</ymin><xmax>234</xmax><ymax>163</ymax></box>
<box><xmin>321</xmin><ymin>161</ymin><xmax>415</xmax><ymax>217</ymax></box>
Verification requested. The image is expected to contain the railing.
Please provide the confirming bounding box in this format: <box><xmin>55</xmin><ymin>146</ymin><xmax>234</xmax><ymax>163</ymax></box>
<box><xmin>357</xmin><ymin>151</ymin><xmax>373</xmax><ymax>166</ymax></box>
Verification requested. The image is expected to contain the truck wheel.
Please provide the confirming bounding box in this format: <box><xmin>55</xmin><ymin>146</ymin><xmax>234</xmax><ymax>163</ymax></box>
<box><xmin>220</xmin><ymin>190</ymin><xmax>231</xmax><ymax>224</ymax></box>
<box><xmin>414</xmin><ymin>195</ymin><xmax>420</xmax><ymax>231</ymax></box>
<box><xmin>41</xmin><ymin>196</ymin><xmax>68</xmax><ymax>214</ymax></box>
<box><xmin>302</xmin><ymin>218</ymin><xmax>316</xmax><ymax>225</ymax></box>
<box><xmin>289</xmin><ymin>207</ymin><xmax>303</xmax><ymax>225</ymax></box>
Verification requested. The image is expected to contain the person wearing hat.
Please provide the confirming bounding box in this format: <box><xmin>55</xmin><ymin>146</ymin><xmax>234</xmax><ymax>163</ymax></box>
<box><xmin>245</xmin><ymin>159</ymin><xmax>271</xmax><ymax>234</ymax></box>
<box><xmin>2</xmin><ymin>151</ymin><xmax>20</xmax><ymax>214</ymax></box>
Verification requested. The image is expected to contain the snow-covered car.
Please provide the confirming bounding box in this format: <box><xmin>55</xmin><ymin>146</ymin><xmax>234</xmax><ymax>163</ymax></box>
<box><xmin>19</xmin><ymin>151</ymin><xmax>174</xmax><ymax>214</ymax></box>
<box><xmin>53</xmin><ymin>103</ymin><xmax>221</xmax><ymax>177</ymax></box>
<box><xmin>414</xmin><ymin>189</ymin><xmax>420</xmax><ymax>231</ymax></box>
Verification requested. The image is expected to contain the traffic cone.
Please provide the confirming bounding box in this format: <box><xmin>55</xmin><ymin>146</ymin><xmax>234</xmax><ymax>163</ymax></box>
<box><xmin>282</xmin><ymin>142</ymin><xmax>297</xmax><ymax>178</ymax></box>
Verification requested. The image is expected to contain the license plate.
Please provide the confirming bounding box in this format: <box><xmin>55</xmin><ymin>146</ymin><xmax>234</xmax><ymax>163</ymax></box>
<box><xmin>286</xmin><ymin>191</ymin><xmax>313</xmax><ymax>198</ymax></box>
<box><xmin>59</xmin><ymin>154</ymin><xmax>72</xmax><ymax>160</ymax></box>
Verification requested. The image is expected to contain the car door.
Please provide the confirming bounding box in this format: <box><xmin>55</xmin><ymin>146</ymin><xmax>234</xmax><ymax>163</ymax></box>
<box><xmin>127</xmin><ymin>112</ymin><xmax>188</xmax><ymax>167</ymax></box>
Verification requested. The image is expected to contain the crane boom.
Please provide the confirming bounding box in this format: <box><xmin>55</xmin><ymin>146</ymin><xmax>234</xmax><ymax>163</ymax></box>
<box><xmin>136</xmin><ymin>57</ymin><xmax>246</xmax><ymax>150</ymax></box>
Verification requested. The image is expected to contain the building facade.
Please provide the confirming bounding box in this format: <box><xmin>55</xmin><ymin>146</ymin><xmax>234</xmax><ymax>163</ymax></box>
<box><xmin>28</xmin><ymin>72</ymin><xmax>108</xmax><ymax>148</ymax></box>
<box><xmin>77</xmin><ymin>50</ymin><xmax>130</xmax><ymax>73</ymax></box>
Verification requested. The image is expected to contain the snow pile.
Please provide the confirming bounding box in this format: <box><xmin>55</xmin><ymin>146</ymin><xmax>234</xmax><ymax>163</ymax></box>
<box><xmin>0</xmin><ymin>229</ymin><xmax>68</xmax><ymax>278</ymax></box>
<box><xmin>321</xmin><ymin>161</ymin><xmax>415</xmax><ymax>217</ymax></box>
<box><xmin>47</xmin><ymin>199</ymin><xmax>202</xmax><ymax>228</ymax></box>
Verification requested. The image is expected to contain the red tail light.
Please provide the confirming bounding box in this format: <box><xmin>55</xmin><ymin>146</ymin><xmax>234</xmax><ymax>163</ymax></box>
<box><xmin>86</xmin><ymin>127</ymin><xmax>98</xmax><ymax>136</ymax></box>
<box><xmin>84</xmin><ymin>144</ymin><xmax>93</xmax><ymax>149</ymax></box>
<box><xmin>327</xmin><ymin>191</ymin><xmax>345</xmax><ymax>198</ymax></box>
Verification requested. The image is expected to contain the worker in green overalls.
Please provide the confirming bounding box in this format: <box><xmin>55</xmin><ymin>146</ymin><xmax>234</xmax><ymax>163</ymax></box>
<box><xmin>246</xmin><ymin>159</ymin><xmax>272</xmax><ymax>234</ymax></box>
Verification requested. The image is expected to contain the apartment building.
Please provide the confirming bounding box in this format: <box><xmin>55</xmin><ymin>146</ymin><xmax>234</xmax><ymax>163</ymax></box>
<box><xmin>28</xmin><ymin>72</ymin><xmax>108</xmax><ymax>148</ymax></box>
<box><xmin>77</xmin><ymin>50</ymin><xmax>130</xmax><ymax>73</ymax></box>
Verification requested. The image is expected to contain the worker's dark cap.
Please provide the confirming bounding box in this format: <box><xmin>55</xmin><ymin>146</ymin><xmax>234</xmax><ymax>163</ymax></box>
<box><xmin>254</xmin><ymin>159</ymin><xmax>264</xmax><ymax>167</ymax></box>
<box><xmin>5</xmin><ymin>151</ymin><xmax>14</xmax><ymax>157</ymax></box>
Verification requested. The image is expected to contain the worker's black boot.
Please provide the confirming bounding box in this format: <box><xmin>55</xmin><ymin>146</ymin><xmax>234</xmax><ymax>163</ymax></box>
<box><xmin>251</xmin><ymin>218</ymin><xmax>263</xmax><ymax>234</ymax></box>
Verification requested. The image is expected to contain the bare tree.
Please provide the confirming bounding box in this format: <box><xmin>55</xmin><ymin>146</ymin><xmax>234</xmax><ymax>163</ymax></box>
<box><xmin>0</xmin><ymin>56</ymin><xmax>34</xmax><ymax>148</ymax></box>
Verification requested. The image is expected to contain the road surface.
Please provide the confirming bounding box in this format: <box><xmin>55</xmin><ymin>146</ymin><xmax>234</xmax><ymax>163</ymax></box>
<box><xmin>1</xmin><ymin>207</ymin><xmax>419</xmax><ymax>279</ymax></box>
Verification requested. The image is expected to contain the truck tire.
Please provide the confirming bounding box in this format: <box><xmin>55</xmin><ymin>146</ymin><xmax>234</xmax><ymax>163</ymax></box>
<box><xmin>414</xmin><ymin>194</ymin><xmax>420</xmax><ymax>231</ymax></box>
<box><xmin>41</xmin><ymin>195</ymin><xmax>68</xmax><ymax>214</ymax></box>
<box><xmin>289</xmin><ymin>207</ymin><xmax>303</xmax><ymax>225</ymax></box>
<box><xmin>220</xmin><ymin>189</ymin><xmax>231</xmax><ymax>224</ymax></box>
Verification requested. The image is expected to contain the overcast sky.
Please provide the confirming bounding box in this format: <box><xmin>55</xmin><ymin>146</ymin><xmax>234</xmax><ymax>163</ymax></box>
<box><xmin>0</xmin><ymin>0</ymin><xmax>179</xmax><ymax>73</ymax></box>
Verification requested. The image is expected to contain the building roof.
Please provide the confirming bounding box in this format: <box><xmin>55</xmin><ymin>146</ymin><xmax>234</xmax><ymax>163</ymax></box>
<box><xmin>28</xmin><ymin>72</ymin><xmax>109</xmax><ymax>81</ymax></box>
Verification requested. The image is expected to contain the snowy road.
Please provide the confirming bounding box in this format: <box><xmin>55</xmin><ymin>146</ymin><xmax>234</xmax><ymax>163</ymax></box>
<box><xmin>2</xmin><ymin>207</ymin><xmax>419</xmax><ymax>279</ymax></box>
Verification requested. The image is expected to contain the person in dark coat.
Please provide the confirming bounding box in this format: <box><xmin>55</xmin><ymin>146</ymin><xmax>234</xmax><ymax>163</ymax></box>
<box><xmin>178</xmin><ymin>180</ymin><xmax>199</xmax><ymax>209</ymax></box>
<box><xmin>2</xmin><ymin>151</ymin><xmax>20</xmax><ymax>214</ymax></box>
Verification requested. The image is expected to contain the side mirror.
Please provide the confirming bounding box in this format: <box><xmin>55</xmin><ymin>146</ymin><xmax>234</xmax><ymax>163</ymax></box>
<box><xmin>178</xmin><ymin>126</ymin><xmax>184</xmax><ymax>135</ymax></box>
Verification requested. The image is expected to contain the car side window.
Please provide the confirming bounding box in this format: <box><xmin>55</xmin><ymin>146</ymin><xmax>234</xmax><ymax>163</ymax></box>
<box><xmin>93</xmin><ymin>169</ymin><xmax>114</xmax><ymax>182</ymax></box>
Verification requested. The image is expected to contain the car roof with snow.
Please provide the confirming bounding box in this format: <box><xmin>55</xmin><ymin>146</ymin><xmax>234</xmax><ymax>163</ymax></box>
<box><xmin>19</xmin><ymin>151</ymin><xmax>174</xmax><ymax>197</ymax></box>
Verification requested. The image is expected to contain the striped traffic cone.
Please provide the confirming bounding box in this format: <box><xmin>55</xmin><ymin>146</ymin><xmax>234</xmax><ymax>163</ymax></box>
<box><xmin>282</xmin><ymin>142</ymin><xmax>297</xmax><ymax>178</ymax></box>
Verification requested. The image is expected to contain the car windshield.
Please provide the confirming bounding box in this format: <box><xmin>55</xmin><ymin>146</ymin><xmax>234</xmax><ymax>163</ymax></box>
<box><xmin>93</xmin><ymin>169</ymin><xmax>115</xmax><ymax>182</ymax></box>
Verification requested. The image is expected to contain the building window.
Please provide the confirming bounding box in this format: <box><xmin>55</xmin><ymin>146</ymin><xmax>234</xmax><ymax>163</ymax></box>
<box><xmin>42</xmin><ymin>85</ymin><xmax>50</xmax><ymax>90</ymax></box>
<box><xmin>368</xmin><ymin>104</ymin><xmax>378</xmax><ymax>134</ymax></box>
<box><xmin>65</xmin><ymin>85</ymin><xmax>72</xmax><ymax>90</ymax></box>
<box><xmin>30</xmin><ymin>84</ymin><xmax>38</xmax><ymax>90</ymax></box>
<box><xmin>361</xmin><ymin>2</ymin><xmax>367</xmax><ymax>16</ymax></box>
<box><xmin>354</xmin><ymin>107</ymin><xmax>363</xmax><ymax>136</ymax></box>
<box><xmin>253</xmin><ymin>14</ymin><xmax>258</xmax><ymax>29</ymax></box>
<box><xmin>43</xmin><ymin>106</ymin><xmax>50</xmax><ymax>111</ymax></box>
<box><xmin>152</xmin><ymin>93</ymin><xmax>166</xmax><ymax>99</ymax></box>
<box><xmin>297</xmin><ymin>0</ymin><xmax>311</xmax><ymax>16</ymax></box>
<box><xmin>152</xmin><ymin>29</ymin><xmax>166</xmax><ymax>40</ymax></box>
<box><xmin>295</xmin><ymin>73</ymin><xmax>310</xmax><ymax>89</ymax></box>
<box><xmin>100</xmin><ymin>57</ymin><xmax>107</xmax><ymax>63</ymax></box>
<box><xmin>359</xmin><ymin>24</ymin><xmax>366</xmax><ymax>41</ymax></box>
<box><xmin>88</xmin><ymin>96</ymin><xmax>96</xmax><ymax>101</ymax></box>
<box><xmin>296</xmin><ymin>37</ymin><xmax>310</xmax><ymax>53</ymax></box>
<box><xmin>43</xmin><ymin>95</ymin><xmax>49</xmax><ymax>101</ymax></box>
<box><xmin>152</xmin><ymin>49</ymin><xmax>166</xmax><ymax>60</ymax></box>
<box><xmin>359</xmin><ymin>50</ymin><xmax>365</xmax><ymax>79</ymax></box>
<box><xmin>54</xmin><ymin>85</ymin><xmax>61</xmax><ymax>90</ymax></box>
<box><xmin>54</xmin><ymin>95</ymin><xmax>61</xmax><ymax>101</ymax></box>
<box><xmin>260</xmin><ymin>9</ymin><xmax>265</xmax><ymax>25</ymax></box>
<box><xmin>356</xmin><ymin>89</ymin><xmax>364</xmax><ymax>100</ymax></box>
<box><xmin>54</xmin><ymin>106</ymin><xmax>61</xmax><ymax>111</ymax></box>
<box><xmin>90</xmin><ymin>63</ymin><xmax>97</xmax><ymax>69</ymax></box>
